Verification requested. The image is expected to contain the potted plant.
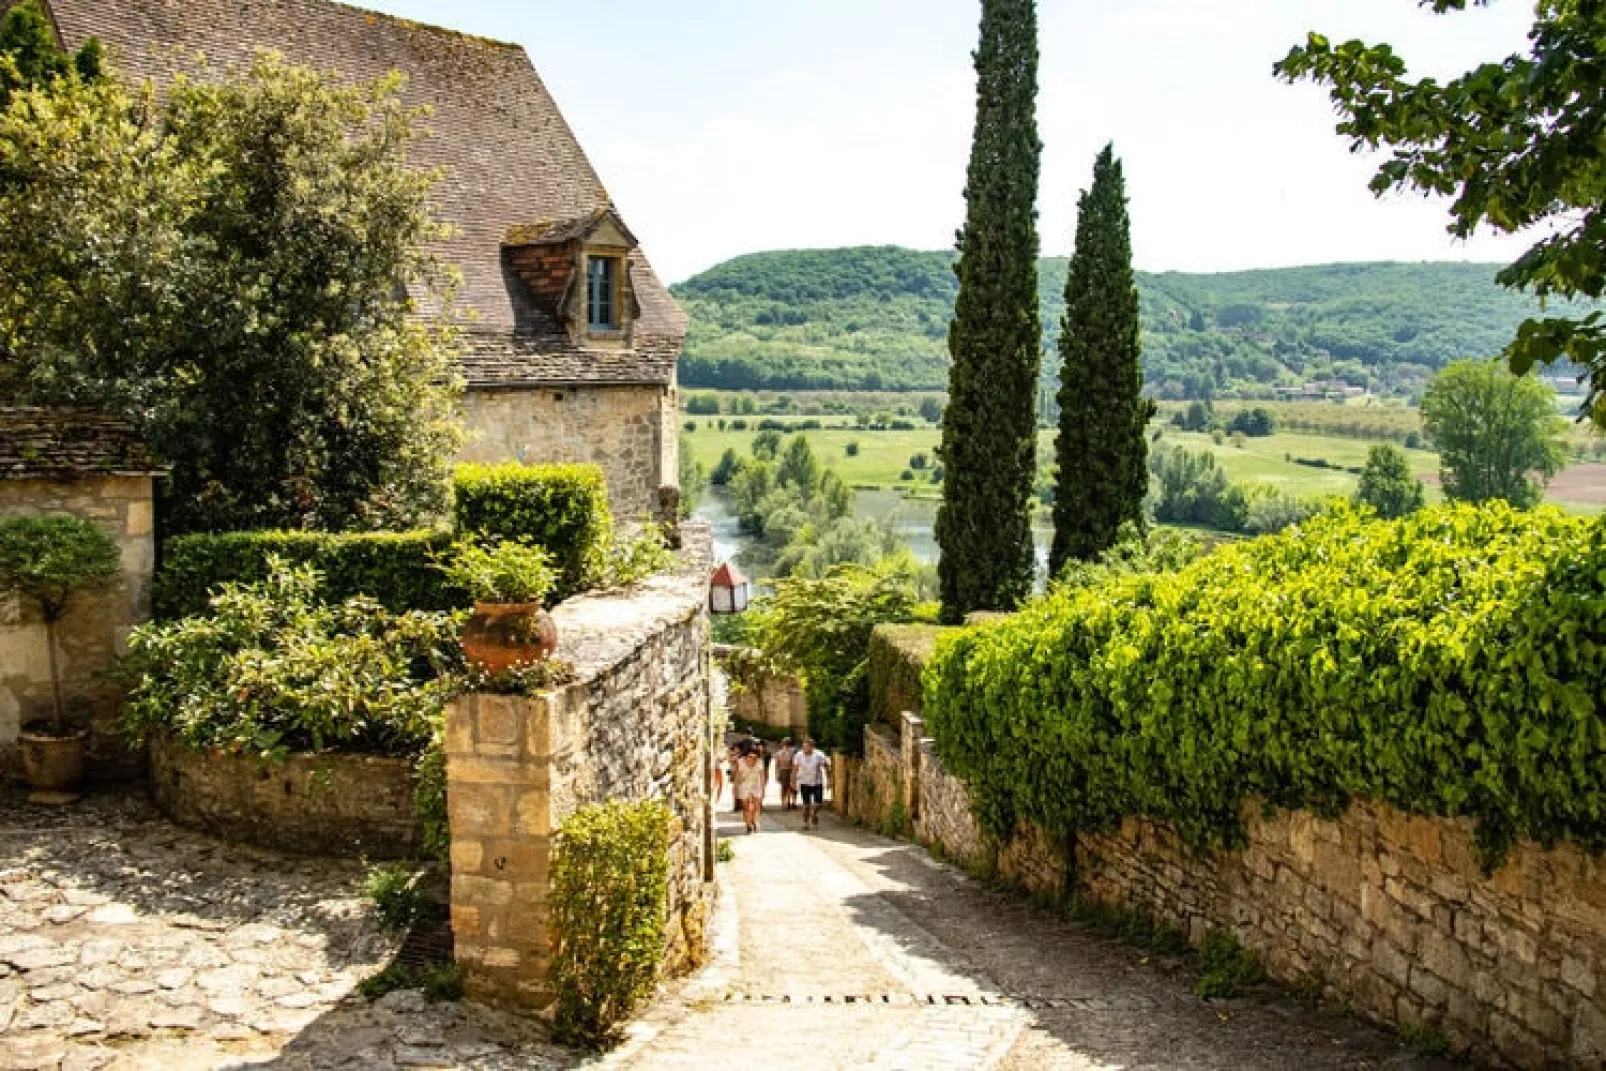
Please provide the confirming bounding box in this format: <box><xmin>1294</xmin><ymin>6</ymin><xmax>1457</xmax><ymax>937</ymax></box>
<box><xmin>0</xmin><ymin>515</ymin><xmax>121</xmax><ymax>791</ymax></box>
<box><xmin>444</xmin><ymin>539</ymin><xmax>560</xmax><ymax>675</ymax></box>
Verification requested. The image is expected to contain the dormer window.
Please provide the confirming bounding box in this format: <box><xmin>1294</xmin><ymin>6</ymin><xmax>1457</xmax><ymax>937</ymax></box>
<box><xmin>587</xmin><ymin>255</ymin><xmax>620</xmax><ymax>332</ymax></box>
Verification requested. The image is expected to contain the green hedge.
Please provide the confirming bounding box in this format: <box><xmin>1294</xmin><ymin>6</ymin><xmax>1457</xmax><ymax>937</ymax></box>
<box><xmin>867</xmin><ymin>624</ymin><xmax>949</xmax><ymax>726</ymax></box>
<box><xmin>550</xmin><ymin>800</ymin><xmax>670</xmax><ymax>1049</ymax></box>
<box><xmin>155</xmin><ymin>529</ymin><xmax>460</xmax><ymax>619</ymax></box>
<box><xmin>924</xmin><ymin>504</ymin><xmax>1606</xmax><ymax>866</ymax></box>
<box><xmin>453</xmin><ymin>462</ymin><xmax>612</xmax><ymax>600</ymax></box>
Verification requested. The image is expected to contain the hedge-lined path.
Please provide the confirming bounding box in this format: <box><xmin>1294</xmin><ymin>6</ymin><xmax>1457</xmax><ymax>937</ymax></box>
<box><xmin>607</xmin><ymin>782</ymin><xmax>1456</xmax><ymax>1070</ymax></box>
<box><xmin>0</xmin><ymin>789</ymin><xmax>568</xmax><ymax>1071</ymax></box>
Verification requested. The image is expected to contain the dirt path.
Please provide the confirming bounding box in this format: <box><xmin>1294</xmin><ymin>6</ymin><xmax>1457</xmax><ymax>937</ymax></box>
<box><xmin>607</xmin><ymin>782</ymin><xmax>1456</xmax><ymax>1070</ymax></box>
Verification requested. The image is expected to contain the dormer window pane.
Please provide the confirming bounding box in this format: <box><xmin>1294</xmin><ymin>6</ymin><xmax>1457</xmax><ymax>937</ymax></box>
<box><xmin>587</xmin><ymin>256</ymin><xmax>617</xmax><ymax>330</ymax></box>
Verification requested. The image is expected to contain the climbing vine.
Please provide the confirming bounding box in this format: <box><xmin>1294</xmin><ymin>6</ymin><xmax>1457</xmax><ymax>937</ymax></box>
<box><xmin>924</xmin><ymin>503</ymin><xmax>1606</xmax><ymax>868</ymax></box>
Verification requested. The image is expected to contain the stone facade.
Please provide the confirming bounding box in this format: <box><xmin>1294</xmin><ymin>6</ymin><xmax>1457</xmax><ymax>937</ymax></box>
<box><xmin>1076</xmin><ymin>802</ymin><xmax>1606</xmax><ymax>1069</ymax></box>
<box><xmin>0</xmin><ymin>475</ymin><xmax>156</xmax><ymax>777</ymax></box>
<box><xmin>445</xmin><ymin>526</ymin><xmax>716</xmax><ymax>1008</ymax></box>
<box><xmin>148</xmin><ymin>735</ymin><xmax>421</xmax><ymax>858</ymax></box>
<box><xmin>713</xmin><ymin>645</ymin><xmax>806</xmax><ymax>737</ymax></box>
<box><xmin>459</xmin><ymin>384</ymin><xmax>676</xmax><ymax>523</ymax></box>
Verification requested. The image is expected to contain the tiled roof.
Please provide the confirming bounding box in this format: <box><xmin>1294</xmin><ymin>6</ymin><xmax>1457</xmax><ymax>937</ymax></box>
<box><xmin>459</xmin><ymin>329</ymin><xmax>680</xmax><ymax>388</ymax></box>
<box><xmin>29</xmin><ymin>0</ymin><xmax>685</xmax><ymax>387</ymax></box>
<box><xmin>0</xmin><ymin>408</ymin><xmax>166</xmax><ymax>480</ymax></box>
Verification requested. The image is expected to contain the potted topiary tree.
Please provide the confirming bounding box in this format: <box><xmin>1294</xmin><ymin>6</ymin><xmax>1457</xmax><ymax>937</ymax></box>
<box><xmin>0</xmin><ymin>515</ymin><xmax>121</xmax><ymax>791</ymax></box>
<box><xmin>444</xmin><ymin>539</ymin><xmax>560</xmax><ymax>675</ymax></box>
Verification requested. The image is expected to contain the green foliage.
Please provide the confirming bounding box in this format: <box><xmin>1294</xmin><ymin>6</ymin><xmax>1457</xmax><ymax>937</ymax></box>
<box><xmin>684</xmin><ymin>393</ymin><xmax>721</xmax><ymax>415</ymax></box>
<box><xmin>1066</xmin><ymin>896</ymin><xmax>1188</xmax><ymax>956</ymax></box>
<box><xmin>155</xmin><ymin>529</ymin><xmax>459</xmax><ymax>620</ymax></box>
<box><xmin>413</xmin><ymin>737</ymin><xmax>449</xmax><ymax>863</ymax></box>
<box><xmin>0</xmin><ymin>514</ymin><xmax>121</xmax><ymax>731</ymax></box>
<box><xmin>867</xmin><ymin>624</ymin><xmax>950</xmax><ymax>727</ymax></box>
<box><xmin>1149</xmin><ymin>444</ymin><xmax>1229</xmax><ymax>527</ymax></box>
<box><xmin>363</xmin><ymin>863</ymin><xmax>443</xmax><ymax>931</ymax></box>
<box><xmin>122</xmin><ymin>561</ymin><xmax>464</xmax><ymax>759</ymax></box>
<box><xmin>550</xmin><ymin>800</ymin><xmax>671</xmax><ymax>1050</ymax></box>
<box><xmin>0</xmin><ymin>514</ymin><xmax>120</xmax><ymax>623</ymax></box>
<box><xmin>1276</xmin><ymin>3</ymin><xmax>1606</xmax><ymax>424</ymax></box>
<box><xmin>715</xmin><ymin>839</ymin><xmax>735</xmax><ymax>863</ymax></box>
<box><xmin>674</xmin><ymin>247</ymin><xmax>1563</xmax><ymax>398</ymax></box>
<box><xmin>440</xmin><ymin>539</ymin><xmax>556</xmax><ymax>605</ymax></box>
<box><xmin>452</xmin><ymin>463</ymin><xmax>613</xmax><ymax>599</ymax></box>
<box><xmin>710</xmin><ymin>447</ymin><xmax>742</xmax><ymax>486</ymax></box>
<box><xmin>1194</xmin><ymin>928</ymin><xmax>1265</xmax><ymax>999</ymax></box>
<box><xmin>752</xmin><ymin>557</ymin><xmax>926</xmax><ymax>753</ymax></box>
<box><xmin>0</xmin><ymin>0</ymin><xmax>102</xmax><ymax>107</ymax></box>
<box><xmin>1422</xmin><ymin>359</ymin><xmax>1569</xmax><ymax>509</ymax></box>
<box><xmin>924</xmin><ymin>503</ymin><xmax>1606</xmax><ymax>867</ymax></box>
<box><xmin>1053</xmin><ymin>524</ymin><xmax>1207</xmax><ymax>592</ymax></box>
<box><xmin>601</xmin><ymin>526</ymin><xmax>676</xmax><ymax>588</ymax></box>
<box><xmin>938</xmin><ymin>0</ymin><xmax>1042</xmax><ymax>623</ymax></box>
<box><xmin>359</xmin><ymin>960</ymin><xmax>463</xmax><ymax>1003</ymax></box>
<box><xmin>1354</xmin><ymin>444</ymin><xmax>1425</xmax><ymax>519</ymax></box>
<box><xmin>1227</xmin><ymin>407</ymin><xmax>1276</xmax><ymax>437</ymax></box>
<box><xmin>678</xmin><ymin>432</ymin><xmax>705</xmax><ymax>517</ymax></box>
<box><xmin>0</xmin><ymin>52</ymin><xmax>462</xmax><ymax>533</ymax></box>
<box><xmin>1053</xmin><ymin>145</ymin><xmax>1155</xmax><ymax>573</ymax></box>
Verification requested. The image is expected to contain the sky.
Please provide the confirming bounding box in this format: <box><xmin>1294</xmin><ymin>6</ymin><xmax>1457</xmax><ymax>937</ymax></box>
<box><xmin>363</xmin><ymin>0</ymin><xmax>1539</xmax><ymax>284</ymax></box>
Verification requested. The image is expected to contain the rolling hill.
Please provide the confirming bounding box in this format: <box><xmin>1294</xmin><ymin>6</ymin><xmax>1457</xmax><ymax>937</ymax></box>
<box><xmin>671</xmin><ymin>247</ymin><xmax>1570</xmax><ymax>397</ymax></box>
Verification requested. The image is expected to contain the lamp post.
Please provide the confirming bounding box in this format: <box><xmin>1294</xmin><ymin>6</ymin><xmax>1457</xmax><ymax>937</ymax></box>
<box><xmin>709</xmin><ymin>562</ymin><xmax>749</xmax><ymax>614</ymax></box>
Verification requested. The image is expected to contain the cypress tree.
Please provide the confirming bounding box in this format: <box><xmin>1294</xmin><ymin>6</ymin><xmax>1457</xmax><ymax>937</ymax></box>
<box><xmin>936</xmin><ymin>0</ymin><xmax>1042</xmax><ymax>624</ymax></box>
<box><xmin>1049</xmin><ymin>144</ymin><xmax>1154</xmax><ymax>575</ymax></box>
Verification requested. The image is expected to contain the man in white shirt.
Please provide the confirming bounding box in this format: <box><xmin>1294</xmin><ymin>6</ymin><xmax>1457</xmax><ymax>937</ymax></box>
<box><xmin>792</xmin><ymin>738</ymin><xmax>830</xmax><ymax>830</ymax></box>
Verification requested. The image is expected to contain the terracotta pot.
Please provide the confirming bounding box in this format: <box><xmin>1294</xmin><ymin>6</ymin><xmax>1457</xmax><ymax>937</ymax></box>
<box><xmin>19</xmin><ymin>726</ymin><xmax>89</xmax><ymax>792</ymax></box>
<box><xmin>461</xmin><ymin>601</ymin><xmax>558</xmax><ymax>676</ymax></box>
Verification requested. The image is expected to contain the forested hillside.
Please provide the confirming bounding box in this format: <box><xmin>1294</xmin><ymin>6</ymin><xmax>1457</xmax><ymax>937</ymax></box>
<box><xmin>673</xmin><ymin>248</ymin><xmax>1568</xmax><ymax>397</ymax></box>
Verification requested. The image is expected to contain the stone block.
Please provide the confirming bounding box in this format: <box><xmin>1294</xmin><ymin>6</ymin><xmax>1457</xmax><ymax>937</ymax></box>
<box><xmin>448</xmin><ymin>783</ymin><xmax>513</xmax><ymax>838</ymax></box>
<box><xmin>450</xmin><ymin>839</ymin><xmax>485</xmax><ymax>875</ymax></box>
<box><xmin>453</xmin><ymin>874</ymin><xmax>514</xmax><ymax>909</ymax></box>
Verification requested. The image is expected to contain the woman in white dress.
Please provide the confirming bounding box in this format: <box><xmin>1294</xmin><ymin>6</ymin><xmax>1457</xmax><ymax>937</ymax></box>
<box><xmin>734</xmin><ymin>749</ymin><xmax>766</xmax><ymax>833</ymax></box>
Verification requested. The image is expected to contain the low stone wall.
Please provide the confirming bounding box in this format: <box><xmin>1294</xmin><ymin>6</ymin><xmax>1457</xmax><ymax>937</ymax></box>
<box><xmin>712</xmin><ymin>645</ymin><xmax>805</xmax><ymax>737</ymax></box>
<box><xmin>837</xmin><ymin>724</ymin><xmax>906</xmax><ymax>836</ymax></box>
<box><xmin>148</xmin><ymin>736</ymin><xmax>421</xmax><ymax>858</ymax></box>
<box><xmin>446</xmin><ymin>525</ymin><xmax>716</xmax><ymax>1008</ymax></box>
<box><xmin>1077</xmin><ymin>802</ymin><xmax>1606</xmax><ymax>1068</ymax></box>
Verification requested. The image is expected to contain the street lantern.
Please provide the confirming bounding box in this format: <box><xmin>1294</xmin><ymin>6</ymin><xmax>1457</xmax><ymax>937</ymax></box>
<box><xmin>709</xmin><ymin>562</ymin><xmax>749</xmax><ymax>614</ymax></box>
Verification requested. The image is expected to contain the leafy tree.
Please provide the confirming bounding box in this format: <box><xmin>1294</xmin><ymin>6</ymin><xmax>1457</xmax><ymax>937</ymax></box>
<box><xmin>677</xmin><ymin>433</ymin><xmax>704</xmax><ymax>517</ymax></box>
<box><xmin>0</xmin><ymin>516</ymin><xmax>120</xmax><ymax>735</ymax></box>
<box><xmin>710</xmin><ymin>447</ymin><xmax>743</xmax><ymax>486</ymax></box>
<box><xmin>1421</xmin><ymin>359</ymin><xmax>1568</xmax><ymax>508</ymax></box>
<box><xmin>1354</xmin><ymin>444</ymin><xmax>1425</xmax><ymax>519</ymax></box>
<box><xmin>751</xmin><ymin>429</ymin><xmax>783</xmax><ymax>461</ymax></box>
<box><xmin>0</xmin><ymin>0</ymin><xmax>101</xmax><ymax>107</ymax></box>
<box><xmin>1051</xmin><ymin>144</ymin><xmax>1154</xmax><ymax>573</ymax></box>
<box><xmin>1226</xmin><ymin>407</ymin><xmax>1275</xmax><ymax>437</ymax></box>
<box><xmin>1149</xmin><ymin>445</ymin><xmax>1229</xmax><ymax>527</ymax></box>
<box><xmin>936</xmin><ymin>0</ymin><xmax>1042</xmax><ymax>623</ymax></box>
<box><xmin>1276</xmin><ymin>1</ymin><xmax>1606</xmax><ymax>425</ymax></box>
<box><xmin>918</xmin><ymin>397</ymin><xmax>944</xmax><ymax>423</ymax></box>
<box><xmin>0</xmin><ymin>53</ymin><xmax>461</xmax><ymax>533</ymax></box>
<box><xmin>777</xmin><ymin>435</ymin><xmax>821</xmax><ymax>493</ymax></box>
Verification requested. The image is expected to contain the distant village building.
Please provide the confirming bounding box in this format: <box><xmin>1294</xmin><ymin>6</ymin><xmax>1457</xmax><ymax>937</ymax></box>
<box><xmin>21</xmin><ymin>0</ymin><xmax>686</xmax><ymax>521</ymax></box>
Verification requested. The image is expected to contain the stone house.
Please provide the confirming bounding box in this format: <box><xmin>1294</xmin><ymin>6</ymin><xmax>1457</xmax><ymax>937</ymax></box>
<box><xmin>20</xmin><ymin>0</ymin><xmax>686</xmax><ymax>521</ymax></box>
<box><xmin>0</xmin><ymin>408</ymin><xmax>163</xmax><ymax>775</ymax></box>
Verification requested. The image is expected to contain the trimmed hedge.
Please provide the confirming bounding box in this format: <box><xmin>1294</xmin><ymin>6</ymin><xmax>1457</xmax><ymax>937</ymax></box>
<box><xmin>867</xmin><ymin>624</ymin><xmax>949</xmax><ymax>726</ymax></box>
<box><xmin>924</xmin><ymin>504</ymin><xmax>1606</xmax><ymax>866</ymax></box>
<box><xmin>453</xmin><ymin>462</ymin><xmax>612</xmax><ymax>600</ymax></box>
<box><xmin>155</xmin><ymin>529</ymin><xmax>460</xmax><ymax>619</ymax></box>
<box><xmin>550</xmin><ymin>800</ymin><xmax>670</xmax><ymax>1049</ymax></box>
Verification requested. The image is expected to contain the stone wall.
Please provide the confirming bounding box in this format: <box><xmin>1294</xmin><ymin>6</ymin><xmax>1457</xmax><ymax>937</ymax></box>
<box><xmin>0</xmin><ymin>475</ymin><xmax>155</xmax><ymax>777</ymax></box>
<box><xmin>459</xmin><ymin>384</ymin><xmax>674</xmax><ymax>523</ymax></box>
<box><xmin>836</xmin><ymin>724</ymin><xmax>906</xmax><ymax>836</ymax></box>
<box><xmin>446</xmin><ymin>526</ymin><xmax>715</xmax><ymax>1008</ymax></box>
<box><xmin>148</xmin><ymin>736</ymin><xmax>420</xmax><ymax>858</ymax></box>
<box><xmin>711</xmin><ymin>645</ymin><xmax>806</xmax><ymax>737</ymax></box>
<box><xmin>1076</xmin><ymin>802</ymin><xmax>1606</xmax><ymax>1068</ymax></box>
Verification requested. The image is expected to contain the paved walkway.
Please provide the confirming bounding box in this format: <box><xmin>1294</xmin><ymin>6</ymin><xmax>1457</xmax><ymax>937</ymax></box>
<box><xmin>607</xmin><ymin>782</ymin><xmax>1455</xmax><ymax>1070</ymax></box>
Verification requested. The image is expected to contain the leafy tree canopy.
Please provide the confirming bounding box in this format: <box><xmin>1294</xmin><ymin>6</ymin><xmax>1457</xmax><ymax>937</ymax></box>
<box><xmin>1354</xmin><ymin>443</ymin><xmax>1426</xmax><ymax>519</ymax></box>
<box><xmin>1421</xmin><ymin>358</ymin><xmax>1568</xmax><ymax>509</ymax></box>
<box><xmin>1276</xmin><ymin>0</ymin><xmax>1606</xmax><ymax>425</ymax></box>
<box><xmin>0</xmin><ymin>51</ymin><xmax>462</xmax><ymax>533</ymax></box>
<box><xmin>0</xmin><ymin>0</ymin><xmax>102</xmax><ymax>107</ymax></box>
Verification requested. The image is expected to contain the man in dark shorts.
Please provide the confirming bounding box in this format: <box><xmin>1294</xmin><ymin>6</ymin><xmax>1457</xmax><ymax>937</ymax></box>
<box><xmin>793</xmin><ymin>738</ymin><xmax>829</xmax><ymax>830</ymax></box>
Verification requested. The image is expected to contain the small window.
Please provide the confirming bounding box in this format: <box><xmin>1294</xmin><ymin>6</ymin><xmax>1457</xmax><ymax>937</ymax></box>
<box><xmin>587</xmin><ymin>256</ymin><xmax>619</xmax><ymax>331</ymax></box>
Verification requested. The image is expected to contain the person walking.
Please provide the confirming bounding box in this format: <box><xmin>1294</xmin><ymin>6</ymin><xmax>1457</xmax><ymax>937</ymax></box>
<box><xmin>734</xmin><ymin>747</ymin><xmax>766</xmax><ymax>833</ymax></box>
<box><xmin>725</xmin><ymin>743</ymin><xmax>744</xmax><ymax>813</ymax></box>
<box><xmin>793</xmin><ymin>738</ymin><xmax>829</xmax><ymax>830</ymax></box>
<box><xmin>774</xmin><ymin>738</ymin><xmax>796</xmax><ymax>811</ymax></box>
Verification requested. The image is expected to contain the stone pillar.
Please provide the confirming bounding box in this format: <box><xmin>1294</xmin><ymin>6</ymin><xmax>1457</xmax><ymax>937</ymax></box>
<box><xmin>445</xmin><ymin>691</ymin><xmax>556</xmax><ymax>1008</ymax></box>
<box><xmin>900</xmin><ymin>712</ymin><xmax>926</xmax><ymax>826</ymax></box>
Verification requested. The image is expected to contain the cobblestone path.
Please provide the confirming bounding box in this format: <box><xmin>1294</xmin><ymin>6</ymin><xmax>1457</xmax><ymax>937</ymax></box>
<box><xmin>608</xmin><ymin>783</ymin><xmax>1456</xmax><ymax>1070</ymax></box>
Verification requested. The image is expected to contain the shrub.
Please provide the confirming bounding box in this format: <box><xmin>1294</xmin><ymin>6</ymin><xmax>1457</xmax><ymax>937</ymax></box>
<box><xmin>1355</xmin><ymin>444</ymin><xmax>1426</xmax><ymax>519</ymax></box>
<box><xmin>909</xmin><ymin>452</ymin><xmax>928</xmax><ymax>471</ymax></box>
<box><xmin>845</xmin><ymin>441</ymin><xmax>860</xmax><ymax>457</ymax></box>
<box><xmin>123</xmin><ymin>560</ymin><xmax>463</xmax><ymax>759</ymax></box>
<box><xmin>684</xmin><ymin>393</ymin><xmax>720</xmax><ymax>415</ymax></box>
<box><xmin>440</xmin><ymin>539</ymin><xmax>556</xmax><ymax>604</ymax></box>
<box><xmin>452</xmin><ymin>463</ymin><xmax>612</xmax><ymax>599</ymax></box>
<box><xmin>0</xmin><ymin>514</ymin><xmax>121</xmax><ymax>733</ymax></box>
<box><xmin>550</xmin><ymin>800</ymin><xmax>671</xmax><ymax>1049</ymax></box>
<box><xmin>1226</xmin><ymin>407</ymin><xmax>1275</xmax><ymax>437</ymax></box>
<box><xmin>155</xmin><ymin>529</ymin><xmax>458</xmax><ymax>620</ymax></box>
<box><xmin>924</xmin><ymin>503</ymin><xmax>1606</xmax><ymax>866</ymax></box>
<box><xmin>710</xmin><ymin>448</ymin><xmax>743</xmax><ymax>486</ymax></box>
<box><xmin>683</xmin><ymin>420</ymin><xmax>697</xmax><ymax>432</ymax></box>
<box><xmin>363</xmin><ymin>863</ymin><xmax>442</xmax><ymax>931</ymax></box>
<box><xmin>601</xmin><ymin>526</ymin><xmax>674</xmax><ymax>588</ymax></box>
